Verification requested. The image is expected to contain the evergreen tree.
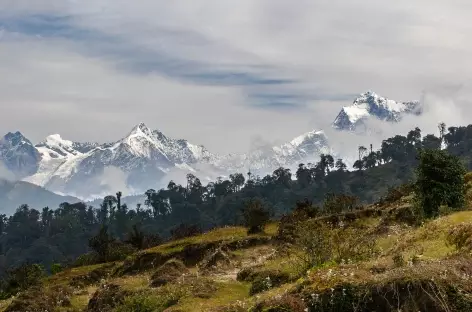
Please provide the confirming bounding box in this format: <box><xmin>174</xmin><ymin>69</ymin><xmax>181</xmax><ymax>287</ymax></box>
<box><xmin>415</xmin><ymin>149</ymin><xmax>467</xmax><ymax>218</ymax></box>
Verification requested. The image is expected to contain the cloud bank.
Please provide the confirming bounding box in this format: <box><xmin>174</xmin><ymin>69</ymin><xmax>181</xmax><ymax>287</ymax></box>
<box><xmin>1</xmin><ymin>1</ymin><xmax>472</xmax><ymax>155</ymax></box>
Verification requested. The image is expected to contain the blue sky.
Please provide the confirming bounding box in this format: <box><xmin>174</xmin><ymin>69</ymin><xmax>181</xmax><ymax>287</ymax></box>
<box><xmin>1</xmin><ymin>1</ymin><xmax>472</xmax><ymax>153</ymax></box>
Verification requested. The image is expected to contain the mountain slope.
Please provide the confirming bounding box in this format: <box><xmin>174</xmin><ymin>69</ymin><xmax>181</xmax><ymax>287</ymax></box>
<box><xmin>0</xmin><ymin>179</ymin><xmax>80</xmax><ymax>215</ymax></box>
<box><xmin>332</xmin><ymin>91</ymin><xmax>421</xmax><ymax>131</ymax></box>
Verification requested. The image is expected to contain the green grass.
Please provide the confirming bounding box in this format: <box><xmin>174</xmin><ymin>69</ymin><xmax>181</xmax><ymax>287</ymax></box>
<box><xmin>146</xmin><ymin>226</ymin><xmax>250</xmax><ymax>255</ymax></box>
<box><xmin>10</xmin><ymin>205</ymin><xmax>472</xmax><ymax>312</ymax></box>
<box><xmin>63</xmin><ymin>286</ymin><xmax>98</xmax><ymax>312</ymax></box>
<box><xmin>145</xmin><ymin>224</ymin><xmax>277</xmax><ymax>256</ymax></box>
<box><xmin>45</xmin><ymin>262</ymin><xmax>116</xmax><ymax>286</ymax></box>
<box><xmin>113</xmin><ymin>274</ymin><xmax>151</xmax><ymax>291</ymax></box>
<box><xmin>169</xmin><ymin>280</ymin><xmax>250</xmax><ymax>312</ymax></box>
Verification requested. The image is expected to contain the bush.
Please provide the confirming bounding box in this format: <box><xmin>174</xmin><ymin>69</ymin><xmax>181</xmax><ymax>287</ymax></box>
<box><xmin>446</xmin><ymin>223</ymin><xmax>472</xmax><ymax>251</ymax></box>
<box><xmin>324</xmin><ymin>193</ymin><xmax>361</xmax><ymax>214</ymax></box>
<box><xmin>292</xmin><ymin>219</ymin><xmax>378</xmax><ymax>273</ymax></box>
<box><xmin>4</xmin><ymin>284</ymin><xmax>72</xmax><ymax>312</ymax></box>
<box><xmin>150</xmin><ymin>259</ymin><xmax>189</xmax><ymax>287</ymax></box>
<box><xmin>0</xmin><ymin>263</ymin><xmax>45</xmax><ymax>298</ymax></box>
<box><xmin>51</xmin><ymin>263</ymin><xmax>63</xmax><ymax>275</ymax></box>
<box><xmin>237</xmin><ymin>268</ymin><xmax>291</xmax><ymax>296</ymax></box>
<box><xmin>170</xmin><ymin>223</ymin><xmax>202</xmax><ymax>240</ymax></box>
<box><xmin>87</xmin><ymin>284</ymin><xmax>129</xmax><ymax>312</ymax></box>
<box><xmin>331</xmin><ymin>227</ymin><xmax>378</xmax><ymax>263</ymax></box>
<box><xmin>378</xmin><ymin>183</ymin><xmax>414</xmax><ymax>206</ymax></box>
<box><xmin>250</xmin><ymin>276</ymin><xmax>273</xmax><ymax>295</ymax></box>
<box><xmin>126</xmin><ymin>224</ymin><xmax>163</xmax><ymax>250</ymax></box>
<box><xmin>107</xmin><ymin>241</ymin><xmax>137</xmax><ymax>261</ymax></box>
<box><xmin>89</xmin><ymin>225</ymin><xmax>115</xmax><ymax>263</ymax></box>
<box><xmin>293</xmin><ymin>220</ymin><xmax>333</xmax><ymax>272</ymax></box>
<box><xmin>393</xmin><ymin>252</ymin><xmax>405</xmax><ymax>267</ymax></box>
<box><xmin>275</xmin><ymin>199</ymin><xmax>319</xmax><ymax>243</ymax></box>
<box><xmin>115</xmin><ymin>292</ymin><xmax>164</xmax><ymax>312</ymax></box>
<box><xmin>70</xmin><ymin>263</ymin><xmax>115</xmax><ymax>288</ymax></box>
<box><xmin>242</xmin><ymin>198</ymin><xmax>270</xmax><ymax>234</ymax></box>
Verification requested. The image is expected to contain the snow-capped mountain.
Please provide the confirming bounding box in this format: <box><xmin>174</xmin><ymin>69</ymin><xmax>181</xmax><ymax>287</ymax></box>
<box><xmin>0</xmin><ymin>91</ymin><xmax>422</xmax><ymax>200</ymax></box>
<box><xmin>1</xmin><ymin>123</ymin><xmax>330</xmax><ymax>199</ymax></box>
<box><xmin>0</xmin><ymin>132</ymin><xmax>41</xmax><ymax>178</ymax></box>
<box><xmin>215</xmin><ymin>130</ymin><xmax>331</xmax><ymax>176</ymax></box>
<box><xmin>20</xmin><ymin>123</ymin><xmax>219</xmax><ymax>199</ymax></box>
<box><xmin>332</xmin><ymin>91</ymin><xmax>421</xmax><ymax>131</ymax></box>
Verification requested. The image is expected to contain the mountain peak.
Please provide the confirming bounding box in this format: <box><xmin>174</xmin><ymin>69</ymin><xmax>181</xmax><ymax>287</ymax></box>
<box><xmin>332</xmin><ymin>91</ymin><xmax>421</xmax><ymax>131</ymax></box>
<box><xmin>0</xmin><ymin>131</ymin><xmax>41</xmax><ymax>178</ymax></box>
<box><xmin>3</xmin><ymin>131</ymin><xmax>29</xmax><ymax>145</ymax></box>
<box><xmin>127</xmin><ymin>122</ymin><xmax>154</xmax><ymax>138</ymax></box>
<box><xmin>39</xmin><ymin>133</ymin><xmax>74</xmax><ymax>149</ymax></box>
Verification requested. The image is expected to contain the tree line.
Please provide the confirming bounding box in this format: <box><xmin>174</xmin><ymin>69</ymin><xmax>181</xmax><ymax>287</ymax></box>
<box><xmin>2</xmin><ymin>123</ymin><xmax>472</xmax><ymax>278</ymax></box>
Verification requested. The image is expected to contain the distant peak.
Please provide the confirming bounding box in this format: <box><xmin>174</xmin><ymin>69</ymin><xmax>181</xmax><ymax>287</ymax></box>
<box><xmin>360</xmin><ymin>90</ymin><xmax>377</xmax><ymax>97</ymax></box>
<box><xmin>354</xmin><ymin>91</ymin><xmax>383</xmax><ymax>103</ymax></box>
<box><xmin>129</xmin><ymin>122</ymin><xmax>153</xmax><ymax>135</ymax></box>
<box><xmin>2</xmin><ymin>131</ymin><xmax>30</xmax><ymax>146</ymax></box>
<box><xmin>46</xmin><ymin>134</ymin><xmax>63</xmax><ymax>141</ymax></box>
<box><xmin>39</xmin><ymin>133</ymin><xmax>74</xmax><ymax>148</ymax></box>
<box><xmin>290</xmin><ymin>130</ymin><xmax>326</xmax><ymax>146</ymax></box>
<box><xmin>332</xmin><ymin>91</ymin><xmax>421</xmax><ymax>131</ymax></box>
<box><xmin>4</xmin><ymin>131</ymin><xmax>25</xmax><ymax>138</ymax></box>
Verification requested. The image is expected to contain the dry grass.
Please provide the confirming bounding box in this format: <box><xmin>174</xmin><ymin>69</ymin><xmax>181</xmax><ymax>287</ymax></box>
<box><xmin>6</xmin><ymin>205</ymin><xmax>472</xmax><ymax>311</ymax></box>
<box><xmin>0</xmin><ymin>298</ymin><xmax>13</xmax><ymax>312</ymax></box>
<box><xmin>146</xmin><ymin>226</ymin><xmax>250</xmax><ymax>255</ymax></box>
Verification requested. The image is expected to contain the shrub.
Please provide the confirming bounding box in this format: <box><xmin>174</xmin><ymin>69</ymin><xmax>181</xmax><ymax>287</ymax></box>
<box><xmin>87</xmin><ymin>283</ymin><xmax>129</xmax><ymax>312</ymax></box>
<box><xmin>73</xmin><ymin>252</ymin><xmax>100</xmax><ymax>267</ymax></box>
<box><xmin>331</xmin><ymin>227</ymin><xmax>378</xmax><ymax>263</ymax></box>
<box><xmin>275</xmin><ymin>199</ymin><xmax>319</xmax><ymax>243</ymax></box>
<box><xmin>150</xmin><ymin>259</ymin><xmax>189</xmax><ymax>287</ymax></box>
<box><xmin>250</xmin><ymin>276</ymin><xmax>273</xmax><ymax>295</ymax></box>
<box><xmin>393</xmin><ymin>252</ymin><xmax>405</xmax><ymax>267</ymax></box>
<box><xmin>4</xmin><ymin>285</ymin><xmax>72</xmax><ymax>312</ymax></box>
<box><xmin>324</xmin><ymin>193</ymin><xmax>361</xmax><ymax>214</ymax></box>
<box><xmin>293</xmin><ymin>220</ymin><xmax>333</xmax><ymax>272</ymax></box>
<box><xmin>126</xmin><ymin>224</ymin><xmax>163</xmax><ymax>250</ymax></box>
<box><xmin>107</xmin><ymin>241</ymin><xmax>137</xmax><ymax>261</ymax></box>
<box><xmin>89</xmin><ymin>225</ymin><xmax>115</xmax><ymax>262</ymax></box>
<box><xmin>70</xmin><ymin>263</ymin><xmax>115</xmax><ymax>288</ymax></box>
<box><xmin>292</xmin><ymin>219</ymin><xmax>378</xmax><ymax>273</ymax></box>
<box><xmin>378</xmin><ymin>183</ymin><xmax>414</xmax><ymax>206</ymax></box>
<box><xmin>446</xmin><ymin>223</ymin><xmax>472</xmax><ymax>251</ymax></box>
<box><xmin>0</xmin><ymin>263</ymin><xmax>45</xmax><ymax>298</ymax></box>
<box><xmin>115</xmin><ymin>292</ymin><xmax>163</xmax><ymax>312</ymax></box>
<box><xmin>51</xmin><ymin>263</ymin><xmax>63</xmax><ymax>275</ymax></box>
<box><xmin>242</xmin><ymin>198</ymin><xmax>270</xmax><ymax>234</ymax></box>
<box><xmin>170</xmin><ymin>223</ymin><xmax>202</xmax><ymax>240</ymax></box>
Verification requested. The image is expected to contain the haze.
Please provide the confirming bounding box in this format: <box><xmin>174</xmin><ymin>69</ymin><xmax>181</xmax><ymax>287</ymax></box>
<box><xmin>2</xmin><ymin>1</ymin><xmax>472</xmax><ymax>154</ymax></box>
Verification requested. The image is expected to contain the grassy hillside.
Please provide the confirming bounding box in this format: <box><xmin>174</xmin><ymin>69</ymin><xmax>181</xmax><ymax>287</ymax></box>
<box><xmin>3</xmin><ymin>192</ymin><xmax>472</xmax><ymax>312</ymax></box>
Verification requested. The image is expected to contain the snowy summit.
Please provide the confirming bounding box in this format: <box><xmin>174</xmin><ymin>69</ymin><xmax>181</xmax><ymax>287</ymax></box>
<box><xmin>0</xmin><ymin>92</ymin><xmax>424</xmax><ymax>199</ymax></box>
<box><xmin>332</xmin><ymin>91</ymin><xmax>421</xmax><ymax>131</ymax></box>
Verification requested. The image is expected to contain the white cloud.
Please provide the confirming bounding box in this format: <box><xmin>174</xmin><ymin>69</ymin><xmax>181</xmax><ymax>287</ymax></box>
<box><xmin>1</xmin><ymin>0</ymin><xmax>472</xmax><ymax>156</ymax></box>
<box><xmin>0</xmin><ymin>161</ymin><xmax>15</xmax><ymax>181</ymax></box>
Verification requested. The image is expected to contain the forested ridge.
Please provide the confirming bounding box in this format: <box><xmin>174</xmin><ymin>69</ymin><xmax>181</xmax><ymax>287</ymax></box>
<box><xmin>2</xmin><ymin>123</ymin><xmax>472</xmax><ymax>278</ymax></box>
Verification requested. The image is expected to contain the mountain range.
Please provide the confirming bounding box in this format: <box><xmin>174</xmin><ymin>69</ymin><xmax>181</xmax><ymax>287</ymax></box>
<box><xmin>0</xmin><ymin>91</ymin><xmax>422</xmax><ymax>211</ymax></box>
